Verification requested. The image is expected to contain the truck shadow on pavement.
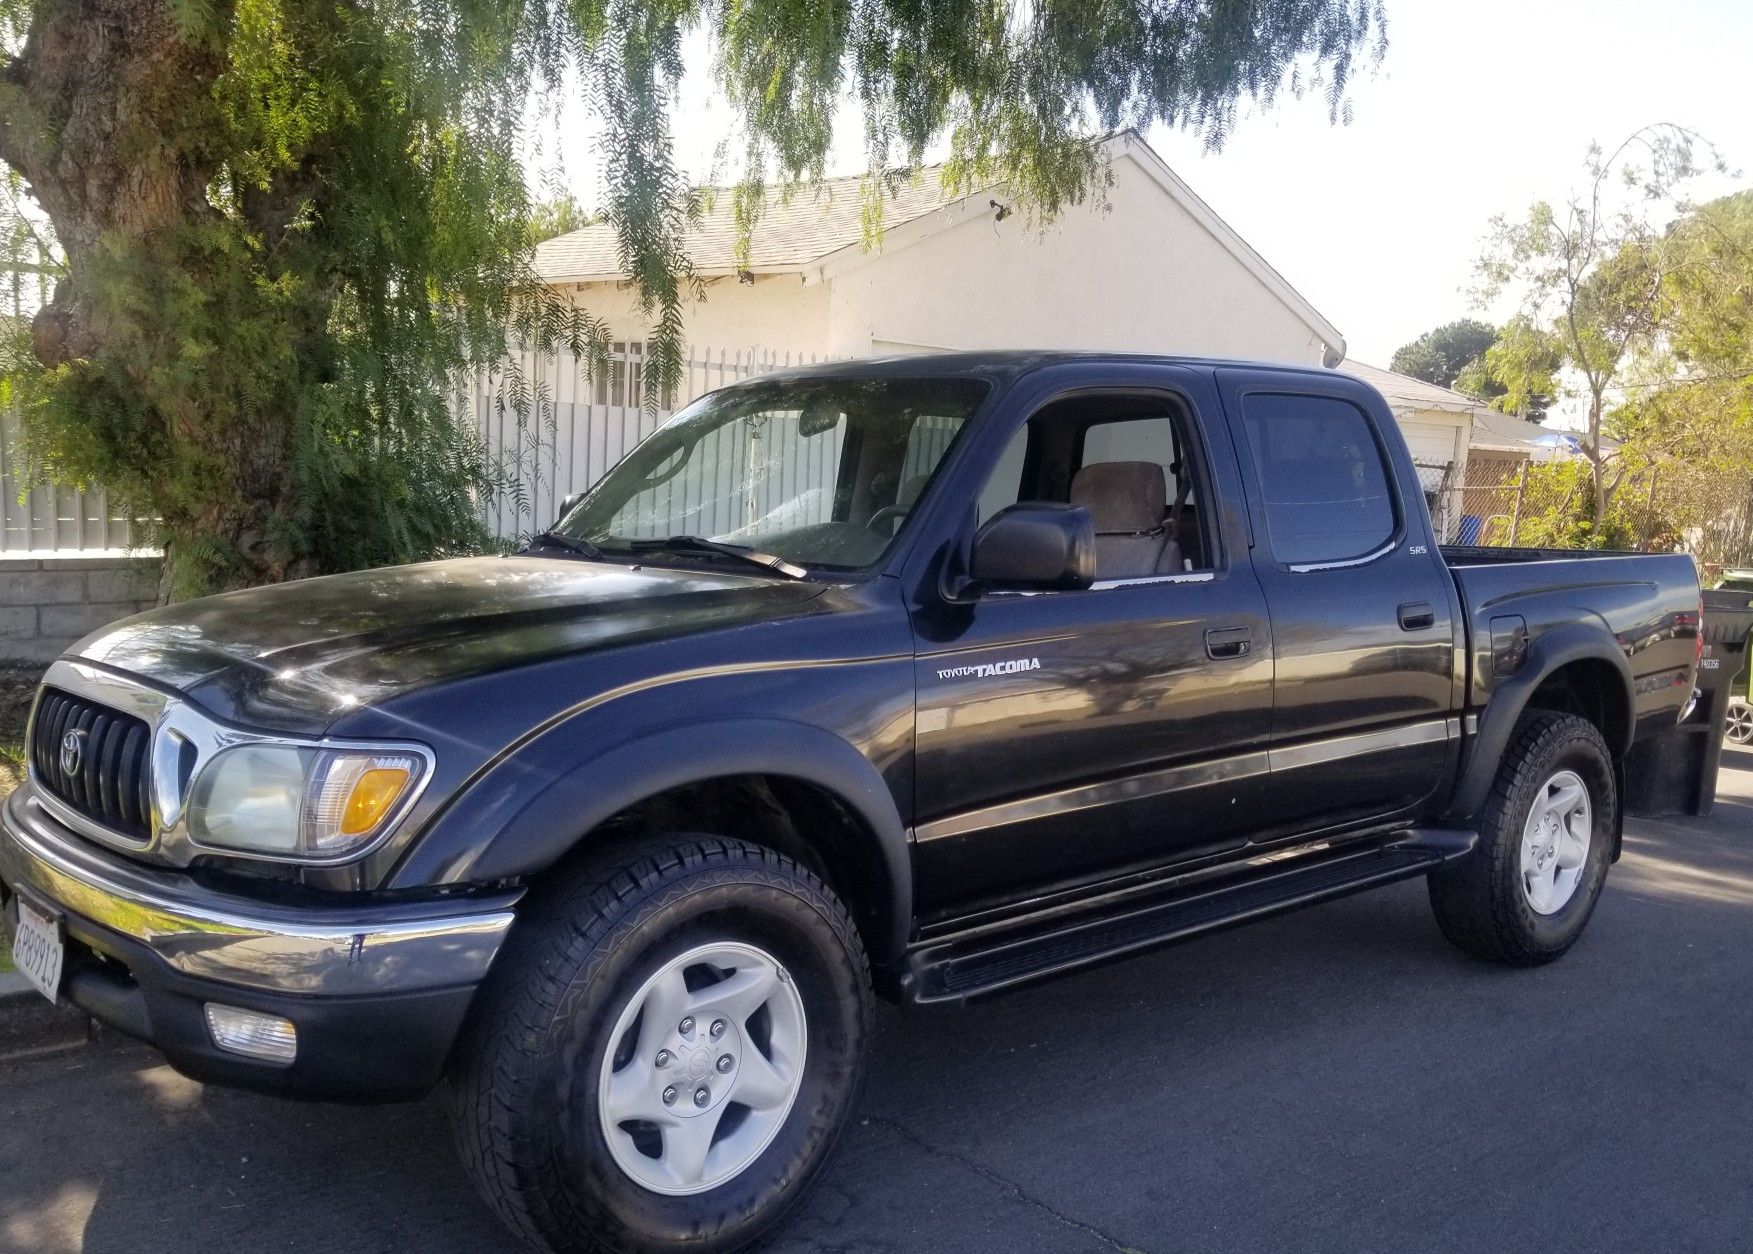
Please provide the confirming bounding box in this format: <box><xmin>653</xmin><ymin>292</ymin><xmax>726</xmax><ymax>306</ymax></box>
<box><xmin>5</xmin><ymin>754</ymin><xmax>1752</xmax><ymax>1254</ymax></box>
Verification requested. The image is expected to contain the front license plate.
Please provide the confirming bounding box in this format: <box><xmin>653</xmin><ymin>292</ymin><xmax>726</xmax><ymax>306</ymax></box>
<box><xmin>10</xmin><ymin>895</ymin><xmax>65</xmax><ymax>1004</ymax></box>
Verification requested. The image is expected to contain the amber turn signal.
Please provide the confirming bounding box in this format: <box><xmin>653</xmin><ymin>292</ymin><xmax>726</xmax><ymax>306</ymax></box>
<box><xmin>341</xmin><ymin>766</ymin><xmax>413</xmax><ymax>836</ymax></box>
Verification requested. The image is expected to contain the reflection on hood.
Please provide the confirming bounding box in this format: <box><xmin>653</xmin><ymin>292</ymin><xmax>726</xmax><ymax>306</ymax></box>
<box><xmin>74</xmin><ymin>556</ymin><xmax>828</xmax><ymax>731</ymax></box>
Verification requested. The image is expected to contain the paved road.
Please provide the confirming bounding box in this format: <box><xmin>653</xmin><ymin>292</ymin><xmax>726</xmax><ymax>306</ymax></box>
<box><xmin>5</xmin><ymin>747</ymin><xmax>1752</xmax><ymax>1254</ymax></box>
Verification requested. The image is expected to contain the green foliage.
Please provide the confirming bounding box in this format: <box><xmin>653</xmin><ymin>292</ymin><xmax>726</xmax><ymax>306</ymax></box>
<box><xmin>1513</xmin><ymin>459</ymin><xmax>1644</xmax><ymax>551</ymax></box>
<box><xmin>1465</xmin><ymin>317</ymin><xmax>1562</xmax><ymax>421</ymax></box>
<box><xmin>2</xmin><ymin>0</ymin><xmax>1386</xmax><ymax>598</ymax></box>
<box><xmin>2</xmin><ymin>0</ymin><xmax>603</xmax><ymax>594</ymax></box>
<box><xmin>0</xmin><ymin>665</ymin><xmax>33</xmax><ymax>801</ymax></box>
<box><xmin>1390</xmin><ymin>318</ymin><xmax>1496</xmax><ymax>389</ymax></box>
<box><xmin>0</xmin><ymin>172</ymin><xmax>56</xmax><ymax>321</ymax></box>
<box><xmin>1659</xmin><ymin>190</ymin><xmax>1753</xmax><ymax>377</ymax></box>
<box><xmin>1475</xmin><ymin>125</ymin><xmax>1723</xmax><ymax>527</ymax></box>
<box><xmin>526</xmin><ymin>195</ymin><xmax>593</xmax><ymax>246</ymax></box>
<box><xmin>1605</xmin><ymin>191</ymin><xmax>1753</xmax><ymax>568</ymax></box>
<box><xmin>1390</xmin><ymin>316</ymin><xmax>1560</xmax><ymax>420</ymax></box>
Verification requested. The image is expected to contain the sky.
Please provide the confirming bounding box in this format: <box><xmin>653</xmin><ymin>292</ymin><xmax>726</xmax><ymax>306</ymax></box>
<box><xmin>546</xmin><ymin>0</ymin><xmax>1753</xmax><ymax>369</ymax></box>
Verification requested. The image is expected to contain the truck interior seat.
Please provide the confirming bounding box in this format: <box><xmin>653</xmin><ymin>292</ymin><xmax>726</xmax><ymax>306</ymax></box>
<box><xmin>897</xmin><ymin>474</ymin><xmax>932</xmax><ymax>508</ymax></box>
<box><xmin>1069</xmin><ymin>461</ymin><xmax>1183</xmax><ymax>579</ymax></box>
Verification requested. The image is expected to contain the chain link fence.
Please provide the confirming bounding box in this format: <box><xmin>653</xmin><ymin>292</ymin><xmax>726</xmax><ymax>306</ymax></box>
<box><xmin>1439</xmin><ymin>455</ymin><xmax>1664</xmax><ymax>549</ymax></box>
<box><xmin>1419</xmin><ymin>453</ymin><xmax>1753</xmax><ymax>575</ymax></box>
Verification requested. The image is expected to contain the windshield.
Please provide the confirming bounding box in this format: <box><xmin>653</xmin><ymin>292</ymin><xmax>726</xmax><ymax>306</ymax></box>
<box><xmin>554</xmin><ymin>376</ymin><xmax>988</xmax><ymax>571</ymax></box>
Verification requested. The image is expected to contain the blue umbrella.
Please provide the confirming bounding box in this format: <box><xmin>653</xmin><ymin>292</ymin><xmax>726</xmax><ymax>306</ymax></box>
<box><xmin>1531</xmin><ymin>431</ymin><xmax>1585</xmax><ymax>456</ymax></box>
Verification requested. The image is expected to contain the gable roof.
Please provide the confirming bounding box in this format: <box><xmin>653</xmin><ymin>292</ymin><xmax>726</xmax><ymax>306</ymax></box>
<box><xmin>533</xmin><ymin>169</ymin><xmax>967</xmax><ymax>281</ymax></box>
<box><xmin>1471</xmin><ymin>407</ymin><xmax>1550</xmax><ymax>453</ymax></box>
<box><xmin>1338</xmin><ymin>361</ymin><xmax>1588</xmax><ymax>457</ymax></box>
<box><xmin>1337</xmin><ymin>360</ymin><xmax>1490</xmax><ymax>417</ymax></box>
<box><xmin>533</xmin><ymin>132</ymin><xmax>1345</xmax><ymax>361</ymax></box>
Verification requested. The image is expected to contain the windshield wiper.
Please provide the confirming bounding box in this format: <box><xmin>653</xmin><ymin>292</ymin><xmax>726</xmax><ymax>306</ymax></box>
<box><xmin>621</xmin><ymin>535</ymin><xmax>808</xmax><ymax>579</ymax></box>
<box><xmin>523</xmin><ymin>531</ymin><xmax>605</xmax><ymax>560</ymax></box>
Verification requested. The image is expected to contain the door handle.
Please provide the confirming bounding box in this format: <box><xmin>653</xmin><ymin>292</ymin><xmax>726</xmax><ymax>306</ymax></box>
<box><xmin>1205</xmin><ymin>626</ymin><xmax>1252</xmax><ymax>660</ymax></box>
<box><xmin>1398</xmin><ymin>601</ymin><xmax>1436</xmax><ymax>631</ymax></box>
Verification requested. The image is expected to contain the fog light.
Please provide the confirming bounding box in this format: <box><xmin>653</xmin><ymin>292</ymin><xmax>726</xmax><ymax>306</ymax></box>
<box><xmin>204</xmin><ymin>1004</ymin><xmax>298</xmax><ymax>1064</ymax></box>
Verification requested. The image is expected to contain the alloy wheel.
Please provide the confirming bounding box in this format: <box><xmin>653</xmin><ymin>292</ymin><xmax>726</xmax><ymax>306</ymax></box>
<box><xmin>597</xmin><ymin>941</ymin><xmax>808</xmax><ymax>1196</ymax></box>
<box><xmin>1519</xmin><ymin>770</ymin><xmax>1592</xmax><ymax>915</ymax></box>
<box><xmin>1728</xmin><ymin>701</ymin><xmax>1753</xmax><ymax>745</ymax></box>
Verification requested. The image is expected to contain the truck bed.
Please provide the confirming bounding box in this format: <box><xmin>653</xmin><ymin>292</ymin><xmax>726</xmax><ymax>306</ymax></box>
<box><xmin>1444</xmin><ymin>547</ymin><xmax>1700</xmax><ymax>732</ymax></box>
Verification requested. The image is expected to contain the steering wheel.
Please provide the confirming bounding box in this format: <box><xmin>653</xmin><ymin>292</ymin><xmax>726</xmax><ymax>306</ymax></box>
<box><xmin>866</xmin><ymin>504</ymin><xmax>911</xmax><ymax>535</ymax></box>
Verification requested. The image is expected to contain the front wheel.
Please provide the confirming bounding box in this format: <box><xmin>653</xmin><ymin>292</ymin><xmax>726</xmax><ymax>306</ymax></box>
<box><xmin>1429</xmin><ymin>711</ymin><xmax>1617</xmax><ymax>966</ymax></box>
<box><xmin>452</xmin><ymin>837</ymin><xmax>872</xmax><ymax>1253</ymax></box>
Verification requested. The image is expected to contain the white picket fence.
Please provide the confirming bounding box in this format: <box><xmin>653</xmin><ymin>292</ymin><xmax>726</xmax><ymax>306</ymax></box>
<box><xmin>474</xmin><ymin>343</ymin><xmax>823</xmax><ymax>541</ymax></box>
<box><xmin>0</xmin><ymin>344</ymin><xmax>818</xmax><ymax>552</ymax></box>
<box><xmin>0</xmin><ymin>405</ymin><xmax>143</xmax><ymax>553</ymax></box>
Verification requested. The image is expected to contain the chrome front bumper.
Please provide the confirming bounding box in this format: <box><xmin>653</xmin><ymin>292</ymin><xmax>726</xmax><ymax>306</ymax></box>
<box><xmin>0</xmin><ymin>783</ymin><xmax>519</xmax><ymax>998</ymax></box>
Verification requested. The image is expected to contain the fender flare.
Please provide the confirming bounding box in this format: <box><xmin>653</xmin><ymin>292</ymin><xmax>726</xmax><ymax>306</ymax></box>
<box><xmin>1445</xmin><ymin>622</ymin><xmax>1635</xmax><ymax>823</ymax></box>
<box><xmin>390</xmin><ymin>716</ymin><xmax>913</xmax><ymax>963</ymax></box>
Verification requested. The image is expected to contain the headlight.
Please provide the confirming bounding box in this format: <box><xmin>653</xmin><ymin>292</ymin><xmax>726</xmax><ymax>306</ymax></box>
<box><xmin>186</xmin><ymin>744</ymin><xmax>427</xmax><ymax>860</ymax></box>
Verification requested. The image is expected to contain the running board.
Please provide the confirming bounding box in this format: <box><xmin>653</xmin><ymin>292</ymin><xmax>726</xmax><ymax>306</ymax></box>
<box><xmin>904</xmin><ymin>829</ymin><xmax>1477</xmax><ymax>1005</ymax></box>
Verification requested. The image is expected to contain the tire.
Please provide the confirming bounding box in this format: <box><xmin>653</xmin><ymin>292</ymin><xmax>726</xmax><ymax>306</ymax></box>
<box><xmin>1728</xmin><ymin>698</ymin><xmax>1753</xmax><ymax>745</ymax></box>
<box><xmin>451</xmin><ymin>836</ymin><xmax>873</xmax><ymax>1254</ymax></box>
<box><xmin>1428</xmin><ymin>710</ymin><xmax>1617</xmax><ymax>966</ymax></box>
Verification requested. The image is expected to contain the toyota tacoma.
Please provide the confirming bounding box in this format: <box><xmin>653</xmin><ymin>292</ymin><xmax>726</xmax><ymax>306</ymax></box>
<box><xmin>2</xmin><ymin>353</ymin><xmax>1702</xmax><ymax>1252</ymax></box>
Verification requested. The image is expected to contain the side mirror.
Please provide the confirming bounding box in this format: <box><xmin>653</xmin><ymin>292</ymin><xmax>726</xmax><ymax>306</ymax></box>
<box><xmin>970</xmin><ymin>502</ymin><xmax>1096</xmax><ymax>592</ymax></box>
<box><xmin>555</xmin><ymin>490</ymin><xmax>586</xmax><ymax>526</ymax></box>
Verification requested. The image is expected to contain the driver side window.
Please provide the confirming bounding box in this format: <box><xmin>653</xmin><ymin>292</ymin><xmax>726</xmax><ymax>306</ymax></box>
<box><xmin>970</xmin><ymin>395</ymin><xmax>1212</xmax><ymax>581</ymax></box>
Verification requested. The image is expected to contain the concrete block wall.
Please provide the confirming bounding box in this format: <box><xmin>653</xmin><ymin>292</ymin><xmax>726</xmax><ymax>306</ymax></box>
<box><xmin>0</xmin><ymin>555</ymin><xmax>159</xmax><ymax>664</ymax></box>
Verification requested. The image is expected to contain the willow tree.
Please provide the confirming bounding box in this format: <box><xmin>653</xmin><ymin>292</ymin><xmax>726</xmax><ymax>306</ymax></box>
<box><xmin>0</xmin><ymin>0</ymin><xmax>1385</xmax><ymax>599</ymax></box>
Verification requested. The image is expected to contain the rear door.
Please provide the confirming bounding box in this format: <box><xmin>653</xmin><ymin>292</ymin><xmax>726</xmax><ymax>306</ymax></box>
<box><xmin>1215</xmin><ymin>370</ymin><xmax>1461</xmax><ymax>839</ymax></box>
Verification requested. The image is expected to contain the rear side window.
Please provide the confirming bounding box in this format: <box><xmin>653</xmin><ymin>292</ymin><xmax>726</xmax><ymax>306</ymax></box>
<box><xmin>1239</xmin><ymin>393</ymin><xmax>1396</xmax><ymax>566</ymax></box>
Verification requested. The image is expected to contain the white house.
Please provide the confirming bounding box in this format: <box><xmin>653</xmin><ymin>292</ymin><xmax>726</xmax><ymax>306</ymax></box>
<box><xmin>534</xmin><ymin>131</ymin><xmax>1346</xmax><ymax>369</ymax></box>
<box><xmin>1332</xmin><ymin>360</ymin><xmax>1484</xmax><ymax>472</ymax></box>
<box><xmin>511</xmin><ymin>133</ymin><xmax>1488</xmax><ymax>539</ymax></box>
<box><xmin>1331</xmin><ymin>360</ymin><xmax>1504</xmax><ymax>540</ymax></box>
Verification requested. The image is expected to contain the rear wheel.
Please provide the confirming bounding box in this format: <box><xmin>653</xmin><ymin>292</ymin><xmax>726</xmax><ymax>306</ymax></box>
<box><xmin>1728</xmin><ymin>698</ymin><xmax>1752</xmax><ymax>745</ymax></box>
<box><xmin>452</xmin><ymin>836</ymin><xmax>872</xmax><ymax>1253</ymax></box>
<box><xmin>1429</xmin><ymin>711</ymin><xmax>1616</xmax><ymax>966</ymax></box>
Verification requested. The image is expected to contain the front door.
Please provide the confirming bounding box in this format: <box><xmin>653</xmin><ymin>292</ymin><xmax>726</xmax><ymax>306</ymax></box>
<box><xmin>906</xmin><ymin>371</ymin><xmax>1275</xmax><ymax>923</ymax></box>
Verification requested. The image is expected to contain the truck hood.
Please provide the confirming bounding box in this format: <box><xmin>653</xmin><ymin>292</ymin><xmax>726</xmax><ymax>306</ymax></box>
<box><xmin>72</xmin><ymin>556</ymin><xmax>829</xmax><ymax>731</ymax></box>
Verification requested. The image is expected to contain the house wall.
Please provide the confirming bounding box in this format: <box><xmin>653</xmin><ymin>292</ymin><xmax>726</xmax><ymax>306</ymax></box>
<box><xmin>560</xmin><ymin>275</ymin><xmax>831</xmax><ymax>356</ymax></box>
<box><xmin>1394</xmin><ymin>408</ymin><xmax>1471</xmax><ymax>541</ymax></box>
<box><xmin>556</xmin><ymin>155</ymin><xmax>1331</xmax><ymax>366</ymax></box>
<box><xmin>1397</xmin><ymin>412</ymin><xmax>1470</xmax><ymax>469</ymax></box>
<box><xmin>819</xmin><ymin>157</ymin><xmax>1331</xmax><ymax>365</ymax></box>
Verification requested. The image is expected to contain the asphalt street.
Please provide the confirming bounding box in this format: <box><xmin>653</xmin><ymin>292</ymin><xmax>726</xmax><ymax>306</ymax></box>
<box><xmin>4</xmin><ymin>745</ymin><xmax>1752</xmax><ymax>1254</ymax></box>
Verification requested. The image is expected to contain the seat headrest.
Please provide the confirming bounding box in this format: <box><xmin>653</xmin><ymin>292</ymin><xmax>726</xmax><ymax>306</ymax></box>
<box><xmin>1070</xmin><ymin>461</ymin><xmax>1167</xmax><ymax>535</ymax></box>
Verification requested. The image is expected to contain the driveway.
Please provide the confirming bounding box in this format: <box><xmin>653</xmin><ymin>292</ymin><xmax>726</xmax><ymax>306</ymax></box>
<box><xmin>5</xmin><ymin>747</ymin><xmax>1752</xmax><ymax>1254</ymax></box>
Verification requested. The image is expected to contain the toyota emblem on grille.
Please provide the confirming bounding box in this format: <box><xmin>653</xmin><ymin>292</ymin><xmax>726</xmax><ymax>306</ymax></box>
<box><xmin>60</xmin><ymin>728</ymin><xmax>87</xmax><ymax>777</ymax></box>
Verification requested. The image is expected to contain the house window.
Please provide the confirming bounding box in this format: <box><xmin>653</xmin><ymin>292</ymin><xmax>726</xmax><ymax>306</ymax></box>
<box><xmin>1239</xmin><ymin>392</ymin><xmax>1397</xmax><ymax>566</ymax></box>
<box><xmin>593</xmin><ymin>342</ymin><xmax>678</xmax><ymax>409</ymax></box>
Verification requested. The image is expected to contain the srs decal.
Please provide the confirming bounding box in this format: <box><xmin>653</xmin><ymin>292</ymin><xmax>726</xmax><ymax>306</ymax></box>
<box><xmin>936</xmin><ymin>657</ymin><xmax>1042</xmax><ymax>681</ymax></box>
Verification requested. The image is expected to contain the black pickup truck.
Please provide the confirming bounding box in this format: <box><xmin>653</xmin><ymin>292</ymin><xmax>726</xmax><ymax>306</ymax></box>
<box><xmin>2</xmin><ymin>353</ymin><xmax>1701</xmax><ymax>1252</ymax></box>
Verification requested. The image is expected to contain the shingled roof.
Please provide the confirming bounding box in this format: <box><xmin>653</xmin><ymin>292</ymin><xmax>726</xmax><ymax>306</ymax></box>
<box><xmin>532</xmin><ymin>168</ymin><xmax>973</xmax><ymax>281</ymax></box>
<box><xmin>1337</xmin><ymin>360</ymin><xmax>1491</xmax><ymax>417</ymax></box>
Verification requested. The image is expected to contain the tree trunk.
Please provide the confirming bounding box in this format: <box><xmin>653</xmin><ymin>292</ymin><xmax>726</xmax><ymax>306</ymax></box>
<box><xmin>0</xmin><ymin>0</ymin><xmax>317</xmax><ymax>600</ymax></box>
<box><xmin>1587</xmin><ymin>390</ymin><xmax>1608</xmax><ymax>531</ymax></box>
<box><xmin>2</xmin><ymin>1</ymin><xmax>228</xmax><ymax>368</ymax></box>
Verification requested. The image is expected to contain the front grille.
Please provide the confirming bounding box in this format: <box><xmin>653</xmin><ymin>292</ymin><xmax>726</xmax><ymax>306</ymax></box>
<box><xmin>29</xmin><ymin>688</ymin><xmax>154</xmax><ymax>841</ymax></box>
